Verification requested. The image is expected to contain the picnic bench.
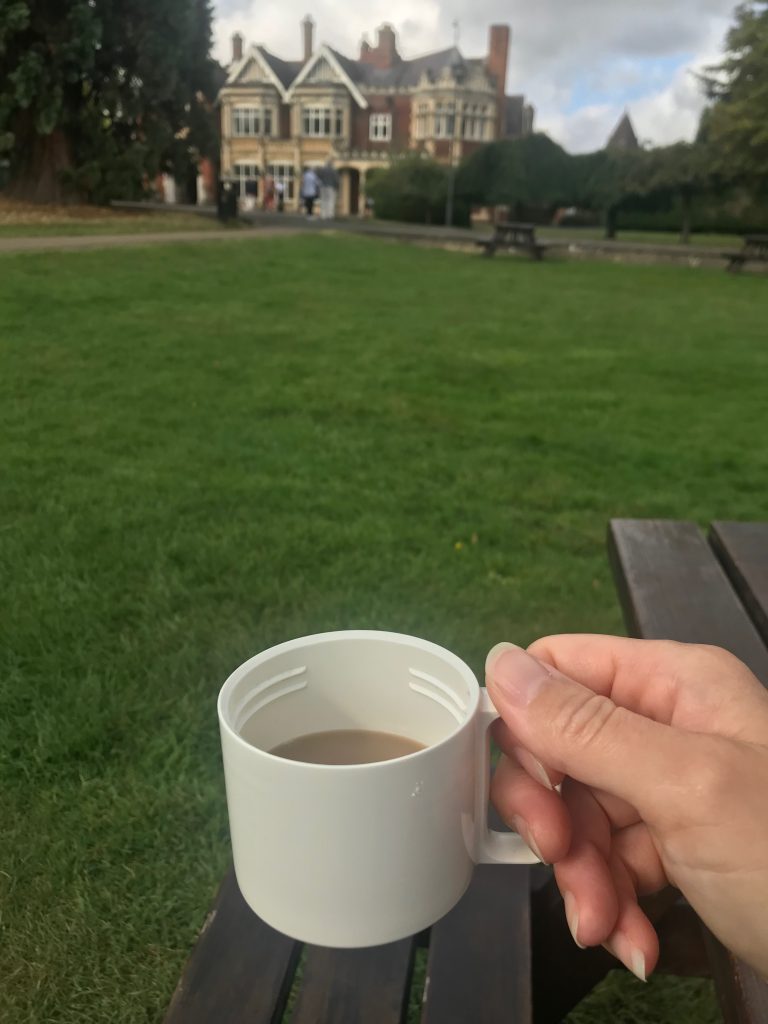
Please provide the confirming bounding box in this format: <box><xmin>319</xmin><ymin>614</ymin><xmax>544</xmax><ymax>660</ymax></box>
<box><xmin>165</xmin><ymin>519</ymin><xmax>768</xmax><ymax>1024</ymax></box>
<box><xmin>476</xmin><ymin>222</ymin><xmax>550</xmax><ymax>261</ymax></box>
<box><xmin>726</xmin><ymin>235</ymin><xmax>768</xmax><ymax>272</ymax></box>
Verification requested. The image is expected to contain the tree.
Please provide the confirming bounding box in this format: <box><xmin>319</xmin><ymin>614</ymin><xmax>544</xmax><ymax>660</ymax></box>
<box><xmin>456</xmin><ymin>133</ymin><xmax>574</xmax><ymax>214</ymax></box>
<box><xmin>572</xmin><ymin>148</ymin><xmax>644</xmax><ymax>238</ymax></box>
<box><xmin>700</xmin><ymin>1</ymin><xmax>768</xmax><ymax>188</ymax></box>
<box><xmin>456</xmin><ymin>134</ymin><xmax>646</xmax><ymax>238</ymax></box>
<box><xmin>630</xmin><ymin>143</ymin><xmax>717</xmax><ymax>243</ymax></box>
<box><xmin>0</xmin><ymin>0</ymin><xmax>220</xmax><ymax>203</ymax></box>
<box><xmin>367</xmin><ymin>156</ymin><xmax>452</xmax><ymax>224</ymax></box>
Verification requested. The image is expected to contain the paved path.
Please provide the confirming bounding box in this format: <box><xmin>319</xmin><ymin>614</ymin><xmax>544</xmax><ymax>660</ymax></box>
<box><xmin>0</xmin><ymin>214</ymin><xmax>748</xmax><ymax>269</ymax></box>
<box><xmin>0</xmin><ymin>225</ymin><xmax>302</xmax><ymax>254</ymax></box>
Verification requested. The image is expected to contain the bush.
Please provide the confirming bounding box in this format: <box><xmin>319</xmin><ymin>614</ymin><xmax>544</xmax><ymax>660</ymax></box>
<box><xmin>366</xmin><ymin>155</ymin><xmax>470</xmax><ymax>226</ymax></box>
<box><xmin>616</xmin><ymin>191</ymin><xmax>768</xmax><ymax>235</ymax></box>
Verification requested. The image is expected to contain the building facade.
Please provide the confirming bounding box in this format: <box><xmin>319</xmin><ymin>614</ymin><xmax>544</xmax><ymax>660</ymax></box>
<box><xmin>219</xmin><ymin>19</ymin><xmax>534</xmax><ymax>215</ymax></box>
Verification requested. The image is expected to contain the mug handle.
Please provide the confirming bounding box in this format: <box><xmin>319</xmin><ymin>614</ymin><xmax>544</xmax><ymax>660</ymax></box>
<box><xmin>474</xmin><ymin>689</ymin><xmax>541</xmax><ymax>864</ymax></box>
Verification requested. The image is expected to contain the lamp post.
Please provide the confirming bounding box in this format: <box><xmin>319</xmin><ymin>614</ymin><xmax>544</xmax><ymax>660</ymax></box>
<box><xmin>445</xmin><ymin>59</ymin><xmax>466</xmax><ymax>227</ymax></box>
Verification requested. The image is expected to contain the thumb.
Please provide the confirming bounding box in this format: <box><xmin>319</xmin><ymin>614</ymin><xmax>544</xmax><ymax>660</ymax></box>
<box><xmin>485</xmin><ymin>643</ymin><xmax>698</xmax><ymax>819</ymax></box>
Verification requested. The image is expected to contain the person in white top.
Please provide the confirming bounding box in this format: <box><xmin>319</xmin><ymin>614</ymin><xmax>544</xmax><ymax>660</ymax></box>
<box><xmin>300</xmin><ymin>167</ymin><xmax>320</xmax><ymax>218</ymax></box>
<box><xmin>318</xmin><ymin>160</ymin><xmax>340</xmax><ymax>220</ymax></box>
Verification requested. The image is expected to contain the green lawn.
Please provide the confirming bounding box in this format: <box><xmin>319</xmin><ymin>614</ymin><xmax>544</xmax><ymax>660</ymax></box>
<box><xmin>2</xmin><ymin>236</ymin><xmax>765</xmax><ymax>1023</ymax></box>
<box><xmin>0</xmin><ymin>208</ymin><xmax>742</xmax><ymax>249</ymax></box>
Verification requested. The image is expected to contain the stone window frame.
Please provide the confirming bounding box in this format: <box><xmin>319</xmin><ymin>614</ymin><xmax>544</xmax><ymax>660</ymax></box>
<box><xmin>369</xmin><ymin>112</ymin><xmax>392</xmax><ymax>142</ymax></box>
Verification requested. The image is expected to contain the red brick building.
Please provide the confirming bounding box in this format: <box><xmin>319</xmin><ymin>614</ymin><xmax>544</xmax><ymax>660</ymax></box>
<box><xmin>219</xmin><ymin>19</ymin><xmax>534</xmax><ymax>214</ymax></box>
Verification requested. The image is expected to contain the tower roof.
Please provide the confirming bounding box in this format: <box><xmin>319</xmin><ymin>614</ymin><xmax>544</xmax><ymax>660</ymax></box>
<box><xmin>607</xmin><ymin>111</ymin><xmax>639</xmax><ymax>151</ymax></box>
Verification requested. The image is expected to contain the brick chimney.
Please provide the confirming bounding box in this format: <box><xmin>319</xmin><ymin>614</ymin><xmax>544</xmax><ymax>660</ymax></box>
<box><xmin>231</xmin><ymin>32</ymin><xmax>244</xmax><ymax>63</ymax></box>
<box><xmin>486</xmin><ymin>25</ymin><xmax>510</xmax><ymax>136</ymax></box>
<box><xmin>302</xmin><ymin>15</ymin><xmax>314</xmax><ymax>63</ymax></box>
<box><xmin>377</xmin><ymin>24</ymin><xmax>398</xmax><ymax>67</ymax></box>
<box><xmin>360</xmin><ymin>23</ymin><xmax>400</xmax><ymax>69</ymax></box>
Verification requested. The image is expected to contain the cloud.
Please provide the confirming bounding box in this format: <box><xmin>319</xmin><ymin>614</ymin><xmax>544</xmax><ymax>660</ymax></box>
<box><xmin>212</xmin><ymin>0</ymin><xmax>737</xmax><ymax>151</ymax></box>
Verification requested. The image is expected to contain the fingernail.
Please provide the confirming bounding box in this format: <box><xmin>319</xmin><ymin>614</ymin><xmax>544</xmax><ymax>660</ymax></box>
<box><xmin>513</xmin><ymin>745</ymin><xmax>555</xmax><ymax>791</ymax></box>
<box><xmin>512</xmin><ymin>815</ymin><xmax>547</xmax><ymax>864</ymax></box>
<box><xmin>603</xmin><ymin>935</ymin><xmax>647</xmax><ymax>982</ymax></box>
<box><xmin>630</xmin><ymin>947</ymin><xmax>647</xmax><ymax>983</ymax></box>
<box><xmin>485</xmin><ymin>642</ymin><xmax>520</xmax><ymax>674</ymax></box>
<box><xmin>563</xmin><ymin>891</ymin><xmax>585</xmax><ymax>949</ymax></box>
<box><xmin>486</xmin><ymin>644</ymin><xmax>551</xmax><ymax>707</ymax></box>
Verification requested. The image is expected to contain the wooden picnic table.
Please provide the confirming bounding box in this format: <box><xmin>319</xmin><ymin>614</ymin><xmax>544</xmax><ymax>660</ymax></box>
<box><xmin>726</xmin><ymin>234</ymin><xmax>768</xmax><ymax>272</ymax></box>
<box><xmin>476</xmin><ymin>222</ymin><xmax>550</xmax><ymax>261</ymax></box>
<box><xmin>165</xmin><ymin>519</ymin><xmax>768</xmax><ymax>1023</ymax></box>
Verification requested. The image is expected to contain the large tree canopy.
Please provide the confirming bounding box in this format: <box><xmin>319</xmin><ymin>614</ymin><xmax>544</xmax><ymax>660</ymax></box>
<box><xmin>455</xmin><ymin>134</ymin><xmax>646</xmax><ymax>236</ymax></box>
<box><xmin>454</xmin><ymin>135</ymin><xmax>730</xmax><ymax>241</ymax></box>
<box><xmin>700</xmin><ymin>0</ymin><xmax>768</xmax><ymax>187</ymax></box>
<box><xmin>626</xmin><ymin>142</ymin><xmax>720</xmax><ymax>242</ymax></box>
<box><xmin>0</xmin><ymin>0</ymin><xmax>219</xmax><ymax>203</ymax></box>
<box><xmin>456</xmin><ymin>133</ymin><xmax>575</xmax><ymax>211</ymax></box>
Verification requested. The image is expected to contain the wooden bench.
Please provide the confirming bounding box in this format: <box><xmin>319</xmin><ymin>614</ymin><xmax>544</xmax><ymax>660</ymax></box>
<box><xmin>164</xmin><ymin>519</ymin><xmax>768</xmax><ymax>1023</ymax></box>
<box><xmin>609</xmin><ymin>519</ymin><xmax>768</xmax><ymax>1024</ymax></box>
<box><xmin>476</xmin><ymin>222</ymin><xmax>549</xmax><ymax>261</ymax></box>
<box><xmin>726</xmin><ymin>235</ymin><xmax>768</xmax><ymax>272</ymax></box>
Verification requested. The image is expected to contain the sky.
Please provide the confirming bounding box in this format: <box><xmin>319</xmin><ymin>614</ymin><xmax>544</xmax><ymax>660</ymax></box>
<box><xmin>211</xmin><ymin>0</ymin><xmax>738</xmax><ymax>153</ymax></box>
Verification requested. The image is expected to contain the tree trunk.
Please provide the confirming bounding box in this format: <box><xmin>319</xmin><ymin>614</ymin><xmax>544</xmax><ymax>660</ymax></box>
<box><xmin>680</xmin><ymin>191</ymin><xmax>692</xmax><ymax>245</ymax></box>
<box><xmin>604</xmin><ymin>206</ymin><xmax>617</xmax><ymax>240</ymax></box>
<box><xmin>6</xmin><ymin>126</ymin><xmax>76</xmax><ymax>204</ymax></box>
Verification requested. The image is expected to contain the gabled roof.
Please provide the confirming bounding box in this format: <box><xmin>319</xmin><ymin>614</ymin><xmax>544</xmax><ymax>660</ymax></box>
<box><xmin>224</xmin><ymin>45</ymin><xmax>292</xmax><ymax>99</ymax></box>
<box><xmin>352</xmin><ymin>46</ymin><xmax>465</xmax><ymax>89</ymax></box>
<box><xmin>328</xmin><ymin>47</ymin><xmax>367</xmax><ymax>84</ymax></box>
<box><xmin>227</xmin><ymin>45</ymin><xmax>292</xmax><ymax>99</ymax></box>
<box><xmin>286</xmin><ymin>44</ymin><xmax>368</xmax><ymax>107</ymax></box>
<box><xmin>397</xmin><ymin>46</ymin><xmax>463</xmax><ymax>87</ymax></box>
<box><xmin>223</xmin><ymin>39</ymin><xmax>497</xmax><ymax>102</ymax></box>
<box><xmin>256</xmin><ymin>46</ymin><xmax>302</xmax><ymax>90</ymax></box>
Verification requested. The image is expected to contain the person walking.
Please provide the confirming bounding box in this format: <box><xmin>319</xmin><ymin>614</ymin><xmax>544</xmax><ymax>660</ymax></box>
<box><xmin>319</xmin><ymin>159</ymin><xmax>339</xmax><ymax>220</ymax></box>
<box><xmin>262</xmin><ymin>173</ymin><xmax>275</xmax><ymax>211</ymax></box>
<box><xmin>300</xmin><ymin>166</ymin><xmax>320</xmax><ymax>218</ymax></box>
<box><xmin>275</xmin><ymin>179</ymin><xmax>285</xmax><ymax>213</ymax></box>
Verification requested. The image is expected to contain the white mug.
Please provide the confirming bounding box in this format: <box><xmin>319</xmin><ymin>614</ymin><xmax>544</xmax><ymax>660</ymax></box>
<box><xmin>217</xmin><ymin>630</ymin><xmax>538</xmax><ymax>948</ymax></box>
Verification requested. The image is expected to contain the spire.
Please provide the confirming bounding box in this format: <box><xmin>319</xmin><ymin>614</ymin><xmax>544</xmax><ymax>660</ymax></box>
<box><xmin>606</xmin><ymin>111</ymin><xmax>640</xmax><ymax>151</ymax></box>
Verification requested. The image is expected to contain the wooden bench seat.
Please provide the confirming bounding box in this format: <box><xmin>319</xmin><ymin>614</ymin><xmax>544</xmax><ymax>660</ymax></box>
<box><xmin>609</xmin><ymin>519</ymin><xmax>768</xmax><ymax>1024</ymax></box>
<box><xmin>726</xmin><ymin>235</ymin><xmax>768</xmax><ymax>272</ymax></box>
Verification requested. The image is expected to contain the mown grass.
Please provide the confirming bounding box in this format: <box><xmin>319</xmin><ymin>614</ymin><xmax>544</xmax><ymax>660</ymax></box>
<box><xmin>2</xmin><ymin>236</ymin><xmax>765</xmax><ymax>1022</ymax></box>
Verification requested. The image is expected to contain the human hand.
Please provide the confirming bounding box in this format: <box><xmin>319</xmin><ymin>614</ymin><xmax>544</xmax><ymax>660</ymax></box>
<box><xmin>485</xmin><ymin>636</ymin><xmax>768</xmax><ymax>981</ymax></box>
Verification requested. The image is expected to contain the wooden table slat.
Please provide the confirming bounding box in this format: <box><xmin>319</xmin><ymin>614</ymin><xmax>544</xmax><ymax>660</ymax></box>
<box><xmin>608</xmin><ymin>518</ymin><xmax>768</xmax><ymax>681</ymax></box>
<box><xmin>710</xmin><ymin>521</ymin><xmax>768</xmax><ymax>657</ymax></box>
<box><xmin>422</xmin><ymin>865</ymin><xmax>531</xmax><ymax>1024</ymax></box>
<box><xmin>290</xmin><ymin>938</ymin><xmax>416</xmax><ymax>1024</ymax></box>
<box><xmin>608</xmin><ymin>518</ymin><xmax>768</xmax><ymax>1024</ymax></box>
<box><xmin>163</xmin><ymin>868</ymin><xmax>301</xmax><ymax>1024</ymax></box>
<box><xmin>531</xmin><ymin>875</ymin><xmax>615</xmax><ymax>1024</ymax></box>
